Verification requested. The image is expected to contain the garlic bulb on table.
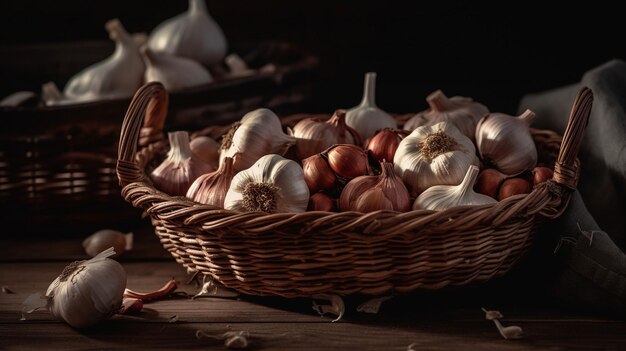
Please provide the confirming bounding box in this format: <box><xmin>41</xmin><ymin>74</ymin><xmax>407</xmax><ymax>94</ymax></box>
<box><xmin>22</xmin><ymin>248</ymin><xmax>127</xmax><ymax>329</ymax></box>
<box><xmin>404</xmin><ymin>90</ymin><xmax>489</xmax><ymax>140</ymax></box>
<box><xmin>219</xmin><ymin>108</ymin><xmax>296</xmax><ymax>172</ymax></box>
<box><xmin>475</xmin><ymin>109</ymin><xmax>538</xmax><ymax>176</ymax></box>
<box><xmin>151</xmin><ymin>131</ymin><xmax>214</xmax><ymax>196</ymax></box>
<box><xmin>346</xmin><ymin>72</ymin><xmax>397</xmax><ymax>140</ymax></box>
<box><xmin>187</xmin><ymin>157</ymin><xmax>236</xmax><ymax>207</ymax></box>
<box><xmin>148</xmin><ymin>0</ymin><xmax>227</xmax><ymax>67</ymax></box>
<box><xmin>290</xmin><ymin>110</ymin><xmax>361</xmax><ymax>160</ymax></box>
<box><xmin>50</xmin><ymin>19</ymin><xmax>144</xmax><ymax>104</ymax></box>
<box><xmin>413</xmin><ymin>165</ymin><xmax>497</xmax><ymax>211</ymax></box>
<box><xmin>394</xmin><ymin>121</ymin><xmax>478</xmax><ymax>196</ymax></box>
<box><xmin>142</xmin><ymin>47</ymin><xmax>213</xmax><ymax>91</ymax></box>
<box><xmin>224</xmin><ymin>154</ymin><xmax>309</xmax><ymax>213</ymax></box>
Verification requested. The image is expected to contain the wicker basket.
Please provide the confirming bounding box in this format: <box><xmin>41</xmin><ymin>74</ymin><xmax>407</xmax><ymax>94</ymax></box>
<box><xmin>117</xmin><ymin>82</ymin><xmax>592</xmax><ymax>298</ymax></box>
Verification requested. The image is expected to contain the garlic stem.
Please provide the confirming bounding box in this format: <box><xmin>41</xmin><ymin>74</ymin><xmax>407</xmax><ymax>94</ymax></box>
<box><xmin>189</xmin><ymin>0</ymin><xmax>207</xmax><ymax>15</ymax></box>
<box><xmin>426</xmin><ymin>90</ymin><xmax>453</xmax><ymax>112</ymax></box>
<box><xmin>518</xmin><ymin>109</ymin><xmax>536</xmax><ymax>125</ymax></box>
<box><xmin>360</xmin><ymin>72</ymin><xmax>377</xmax><ymax>107</ymax></box>
<box><xmin>457</xmin><ymin>165</ymin><xmax>479</xmax><ymax>197</ymax></box>
<box><xmin>168</xmin><ymin>131</ymin><xmax>193</xmax><ymax>163</ymax></box>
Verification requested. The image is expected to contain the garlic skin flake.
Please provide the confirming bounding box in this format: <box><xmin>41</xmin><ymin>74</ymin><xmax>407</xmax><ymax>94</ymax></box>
<box><xmin>57</xmin><ymin>19</ymin><xmax>144</xmax><ymax>104</ymax></box>
<box><xmin>394</xmin><ymin>121</ymin><xmax>478</xmax><ymax>196</ymax></box>
<box><xmin>476</xmin><ymin>109</ymin><xmax>538</xmax><ymax>176</ymax></box>
<box><xmin>220</xmin><ymin>108</ymin><xmax>296</xmax><ymax>172</ymax></box>
<box><xmin>346</xmin><ymin>72</ymin><xmax>397</xmax><ymax>140</ymax></box>
<box><xmin>148</xmin><ymin>0</ymin><xmax>227</xmax><ymax>67</ymax></box>
<box><xmin>413</xmin><ymin>165</ymin><xmax>496</xmax><ymax>211</ymax></box>
<box><xmin>46</xmin><ymin>248</ymin><xmax>126</xmax><ymax>329</ymax></box>
<box><xmin>224</xmin><ymin>154</ymin><xmax>309</xmax><ymax>213</ymax></box>
<box><xmin>142</xmin><ymin>47</ymin><xmax>213</xmax><ymax>92</ymax></box>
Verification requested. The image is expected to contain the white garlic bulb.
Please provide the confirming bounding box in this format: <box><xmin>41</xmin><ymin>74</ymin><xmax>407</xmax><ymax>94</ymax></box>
<box><xmin>46</xmin><ymin>248</ymin><xmax>126</xmax><ymax>328</ymax></box>
<box><xmin>142</xmin><ymin>47</ymin><xmax>213</xmax><ymax>91</ymax></box>
<box><xmin>148</xmin><ymin>0</ymin><xmax>227</xmax><ymax>67</ymax></box>
<box><xmin>224</xmin><ymin>154</ymin><xmax>309</xmax><ymax>213</ymax></box>
<box><xmin>475</xmin><ymin>109</ymin><xmax>538</xmax><ymax>176</ymax></box>
<box><xmin>394</xmin><ymin>121</ymin><xmax>478</xmax><ymax>196</ymax></box>
<box><xmin>413</xmin><ymin>165</ymin><xmax>497</xmax><ymax>211</ymax></box>
<box><xmin>55</xmin><ymin>19</ymin><xmax>144</xmax><ymax>104</ymax></box>
<box><xmin>219</xmin><ymin>108</ymin><xmax>296</xmax><ymax>172</ymax></box>
<box><xmin>346</xmin><ymin>72</ymin><xmax>397</xmax><ymax>140</ymax></box>
<box><xmin>404</xmin><ymin>90</ymin><xmax>489</xmax><ymax>140</ymax></box>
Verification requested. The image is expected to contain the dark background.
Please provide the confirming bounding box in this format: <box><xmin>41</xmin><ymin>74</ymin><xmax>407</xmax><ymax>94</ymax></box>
<box><xmin>1</xmin><ymin>0</ymin><xmax>624</xmax><ymax>114</ymax></box>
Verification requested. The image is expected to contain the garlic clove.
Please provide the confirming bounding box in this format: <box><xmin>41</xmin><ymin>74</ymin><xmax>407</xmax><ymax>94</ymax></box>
<box><xmin>302</xmin><ymin>154</ymin><xmax>337</xmax><ymax>194</ymax></box>
<box><xmin>413</xmin><ymin>165</ymin><xmax>497</xmax><ymax>211</ymax></box>
<box><xmin>292</xmin><ymin>110</ymin><xmax>362</xmax><ymax>160</ymax></box>
<box><xmin>532</xmin><ymin>166</ymin><xmax>554</xmax><ymax>185</ymax></box>
<box><xmin>346</xmin><ymin>72</ymin><xmax>397</xmax><ymax>140</ymax></box>
<box><xmin>82</xmin><ymin>229</ymin><xmax>133</xmax><ymax>259</ymax></box>
<box><xmin>497</xmin><ymin>178</ymin><xmax>532</xmax><ymax>200</ymax></box>
<box><xmin>476</xmin><ymin>109</ymin><xmax>538</xmax><ymax>176</ymax></box>
<box><xmin>224</xmin><ymin>154</ymin><xmax>309</xmax><ymax>213</ymax></box>
<box><xmin>186</xmin><ymin>156</ymin><xmax>236</xmax><ymax>207</ymax></box>
<box><xmin>326</xmin><ymin>144</ymin><xmax>370</xmax><ymax>180</ymax></box>
<box><xmin>56</xmin><ymin>19</ymin><xmax>144</xmax><ymax>104</ymax></box>
<box><xmin>366</xmin><ymin>128</ymin><xmax>409</xmax><ymax>163</ymax></box>
<box><xmin>148</xmin><ymin>0</ymin><xmax>228</xmax><ymax>67</ymax></box>
<box><xmin>141</xmin><ymin>46</ymin><xmax>213</xmax><ymax>91</ymax></box>
<box><xmin>475</xmin><ymin>168</ymin><xmax>507</xmax><ymax>199</ymax></box>
<box><xmin>308</xmin><ymin>193</ymin><xmax>336</xmax><ymax>211</ymax></box>
<box><xmin>190</xmin><ymin>136</ymin><xmax>220</xmax><ymax>169</ymax></box>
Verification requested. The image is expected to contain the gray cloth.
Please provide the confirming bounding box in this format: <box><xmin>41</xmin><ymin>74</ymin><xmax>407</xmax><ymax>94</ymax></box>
<box><xmin>517</xmin><ymin>60</ymin><xmax>626</xmax><ymax>315</ymax></box>
<box><xmin>519</xmin><ymin>59</ymin><xmax>626</xmax><ymax>248</ymax></box>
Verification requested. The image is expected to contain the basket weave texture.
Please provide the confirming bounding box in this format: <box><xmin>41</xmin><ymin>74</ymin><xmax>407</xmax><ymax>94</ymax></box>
<box><xmin>117</xmin><ymin>82</ymin><xmax>592</xmax><ymax>298</ymax></box>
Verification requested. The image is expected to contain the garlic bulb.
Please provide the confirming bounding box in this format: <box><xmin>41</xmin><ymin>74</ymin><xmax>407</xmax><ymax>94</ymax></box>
<box><xmin>186</xmin><ymin>157</ymin><xmax>235</xmax><ymax>207</ymax></box>
<box><xmin>142</xmin><ymin>47</ymin><xmax>213</xmax><ymax>91</ymax></box>
<box><xmin>151</xmin><ymin>131</ymin><xmax>214</xmax><ymax>196</ymax></box>
<box><xmin>404</xmin><ymin>90</ymin><xmax>489</xmax><ymax>140</ymax></box>
<box><xmin>413</xmin><ymin>165</ymin><xmax>496</xmax><ymax>211</ymax></box>
<box><xmin>56</xmin><ymin>19</ymin><xmax>144</xmax><ymax>104</ymax></box>
<box><xmin>475</xmin><ymin>109</ymin><xmax>538</xmax><ymax>175</ymax></box>
<box><xmin>190</xmin><ymin>136</ymin><xmax>219</xmax><ymax>169</ymax></box>
<box><xmin>346</xmin><ymin>72</ymin><xmax>397</xmax><ymax>140</ymax></box>
<box><xmin>339</xmin><ymin>161</ymin><xmax>410</xmax><ymax>213</ymax></box>
<box><xmin>394</xmin><ymin>121</ymin><xmax>478</xmax><ymax>196</ymax></box>
<box><xmin>46</xmin><ymin>248</ymin><xmax>126</xmax><ymax>328</ymax></box>
<box><xmin>290</xmin><ymin>110</ymin><xmax>361</xmax><ymax>160</ymax></box>
<box><xmin>224</xmin><ymin>154</ymin><xmax>309</xmax><ymax>213</ymax></box>
<box><xmin>219</xmin><ymin>108</ymin><xmax>296</xmax><ymax>172</ymax></box>
<box><xmin>82</xmin><ymin>229</ymin><xmax>133</xmax><ymax>259</ymax></box>
<box><xmin>148</xmin><ymin>0</ymin><xmax>227</xmax><ymax>67</ymax></box>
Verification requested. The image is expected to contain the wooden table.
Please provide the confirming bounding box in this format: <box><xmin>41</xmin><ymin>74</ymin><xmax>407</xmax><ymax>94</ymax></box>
<box><xmin>1</xmin><ymin>223</ymin><xmax>625</xmax><ymax>350</ymax></box>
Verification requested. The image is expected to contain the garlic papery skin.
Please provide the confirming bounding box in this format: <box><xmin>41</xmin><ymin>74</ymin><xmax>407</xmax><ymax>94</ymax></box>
<box><xmin>190</xmin><ymin>136</ymin><xmax>219</xmax><ymax>169</ymax></box>
<box><xmin>82</xmin><ymin>229</ymin><xmax>133</xmax><ymax>259</ymax></box>
<box><xmin>475</xmin><ymin>109</ymin><xmax>538</xmax><ymax>176</ymax></box>
<box><xmin>148</xmin><ymin>0</ymin><xmax>227</xmax><ymax>67</ymax></box>
<box><xmin>413</xmin><ymin>165</ymin><xmax>496</xmax><ymax>211</ymax></box>
<box><xmin>45</xmin><ymin>248</ymin><xmax>126</xmax><ymax>329</ymax></box>
<box><xmin>394</xmin><ymin>121</ymin><xmax>478</xmax><ymax>196</ymax></box>
<box><xmin>404</xmin><ymin>90</ymin><xmax>489</xmax><ymax>140</ymax></box>
<box><xmin>186</xmin><ymin>156</ymin><xmax>235</xmax><ymax>207</ymax></box>
<box><xmin>151</xmin><ymin>131</ymin><xmax>215</xmax><ymax>196</ymax></box>
<box><xmin>219</xmin><ymin>108</ymin><xmax>296</xmax><ymax>172</ymax></box>
<box><xmin>142</xmin><ymin>47</ymin><xmax>213</xmax><ymax>92</ymax></box>
<box><xmin>366</xmin><ymin>128</ymin><xmax>409</xmax><ymax>163</ymax></box>
<box><xmin>339</xmin><ymin>161</ymin><xmax>410</xmax><ymax>213</ymax></box>
<box><xmin>346</xmin><ymin>72</ymin><xmax>397</xmax><ymax>140</ymax></box>
<box><xmin>290</xmin><ymin>110</ymin><xmax>361</xmax><ymax>160</ymax></box>
<box><xmin>58</xmin><ymin>19</ymin><xmax>144</xmax><ymax>104</ymax></box>
<box><xmin>224</xmin><ymin>154</ymin><xmax>309</xmax><ymax>213</ymax></box>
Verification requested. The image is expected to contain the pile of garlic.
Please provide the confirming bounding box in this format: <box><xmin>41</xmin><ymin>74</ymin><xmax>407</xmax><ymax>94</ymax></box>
<box><xmin>149</xmin><ymin>72</ymin><xmax>552</xmax><ymax>214</ymax></box>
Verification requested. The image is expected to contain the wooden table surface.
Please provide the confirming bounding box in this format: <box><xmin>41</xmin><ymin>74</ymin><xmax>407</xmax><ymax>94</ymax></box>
<box><xmin>1</xmin><ymin>223</ymin><xmax>625</xmax><ymax>351</ymax></box>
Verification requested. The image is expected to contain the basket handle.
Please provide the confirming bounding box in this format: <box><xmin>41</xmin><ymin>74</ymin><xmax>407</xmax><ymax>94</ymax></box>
<box><xmin>117</xmin><ymin>82</ymin><xmax>168</xmax><ymax>187</ymax></box>
<box><xmin>551</xmin><ymin>86</ymin><xmax>593</xmax><ymax>190</ymax></box>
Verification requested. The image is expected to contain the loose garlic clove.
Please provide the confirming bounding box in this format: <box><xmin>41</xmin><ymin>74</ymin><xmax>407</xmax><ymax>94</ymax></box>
<box><xmin>190</xmin><ymin>136</ymin><xmax>220</xmax><ymax>169</ymax></box>
<box><xmin>475</xmin><ymin>168</ymin><xmax>508</xmax><ymax>199</ymax></box>
<box><xmin>141</xmin><ymin>47</ymin><xmax>213</xmax><ymax>91</ymax></box>
<box><xmin>148</xmin><ymin>0</ymin><xmax>227</xmax><ymax>67</ymax></box>
<box><xmin>308</xmin><ymin>193</ymin><xmax>336</xmax><ymax>212</ymax></box>
<box><xmin>346</xmin><ymin>72</ymin><xmax>397</xmax><ymax>140</ymax></box>
<box><xmin>326</xmin><ymin>144</ymin><xmax>370</xmax><ymax>180</ymax></box>
<box><xmin>302</xmin><ymin>154</ymin><xmax>337</xmax><ymax>194</ymax></box>
<box><xmin>291</xmin><ymin>110</ymin><xmax>361</xmax><ymax>160</ymax></box>
<box><xmin>82</xmin><ymin>229</ymin><xmax>133</xmax><ymax>259</ymax></box>
<box><xmin>394</xmin><ymin>121</ymin><xmax>478</xmax><ymax>196</ymax></box>
<box><xmin>151</xmin><ymin>131</ymin><xmax>215</xmax><ymax>196</ymax></box>
<box><xmin>224</xmin><ymin>154</ymin><xmax>309</xmax><ymax>213</ymax></box>
<box><xmin>413</xmin><ymin>165</ymin><xmax>497</xmax><ymax>211</ymax></box>
<box><xmin>186</xmin><ymin>157</ymin><xmax>236</xmax><ymax>207</ymax></box>
<box><xmin>366</xmin><ymin>128</ymin><xmax>409</xmax><ymax>163</ymax></box>
<box><xmin>476</xmin><ymin>109</ymin><xmax>538</xmax><ymax>176</ymax></box>
<box><xmin>404</xmin><ymin>90</ymin><xmax>489</xmax><ymax>140</ymax></box>
<box><xmin>219</xmin><ymin>108</ymin><xmax>296</xmax><ymax>172</ymax></box>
